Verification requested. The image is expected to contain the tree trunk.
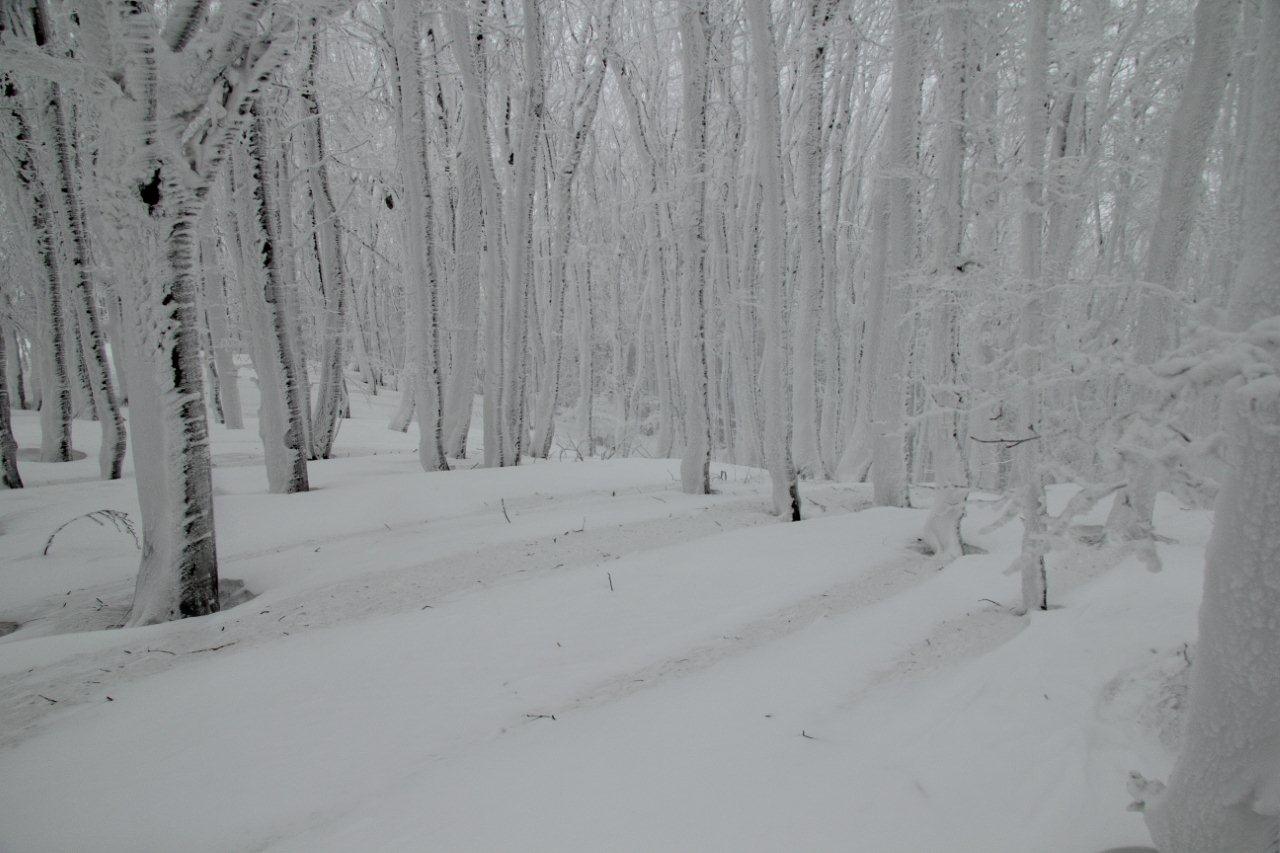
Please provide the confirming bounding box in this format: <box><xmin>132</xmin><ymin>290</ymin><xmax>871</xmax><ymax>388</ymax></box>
<box><xmin>1013</xmin><ymin>0</ymin><xmax>1053</xmax><ymax>613</ymax></box>
<box><xmin>391</xmin><ymin>0</ymin><xmax>449</xmax><ymax>471</ymax></box>
<box><xmin>0</xmin><ymin>328</ymin><xmax>21</xmax><ymax>488</ymax></box>
<box><xmin>1108</xmin><ymin>0</ymin><xmax>1242</xmax><ymax>541</ymax></box>
<box><xmin>746</xmin><ymin>0</ymin><xmax>799</xmax><ymax>520</ymax></box>
<box><xmin>47</xmin><ymin>76</ymin><xmax>126</xmax><ymax>479</ymax></box>
<box><xmin>868</xmin><ymin>0</ymin><xmax>922</xmax><ymax>509</ymax></box>
<box><xmin>1145</xmin><ymin>7</ymin><xmax>1280</xmax><ymax>846</ymax></box>
<box><xmin>303</xmin><ymin>34</ymin><xmax>350</xmax><ymax>461</ymax></box>
<box><xmin>239</xmin><ymin>108</ymin><xmax>310</xmax><ymax>494</ymax></box>
<box><xmin>678</xmin><ymin>0</ymin><xmax>712</xmax><ymax>495</ymax></box>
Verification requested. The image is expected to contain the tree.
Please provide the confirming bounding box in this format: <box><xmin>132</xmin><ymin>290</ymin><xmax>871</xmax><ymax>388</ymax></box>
<box><xmin>304</xmin><ymin>31</ymin><xmax>351</xmax><ymax>461</ymax></box>
<box><xmin>746</xmin><ymin>0</ymin><xmax>799</xmax><ymax>520</ymax></box>
<box><xmin>390</xmin><ymin>0</ymin><xmax>449</xmax><ymax>472</ymax></box>
<box><xmin>1142</xmin><ymin>0</ymin><xmax>1280</xmax><ymax>846</ymax></box>
<box><xmin>0</xmin><ymin>324</ymin><xmax>20</xmax><ymax>488</ymax></box>
<box><xmin>678</xmin><ymin>0</ymin><xmax>712</xmax><ymax>495</ymax></box>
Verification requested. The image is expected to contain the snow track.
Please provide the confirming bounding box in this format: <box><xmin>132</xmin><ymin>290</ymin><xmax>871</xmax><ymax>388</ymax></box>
<box><xmin>0</xmin><ymin>405</ymin><xmax>1212</xmax><ymax>852</ymax></box>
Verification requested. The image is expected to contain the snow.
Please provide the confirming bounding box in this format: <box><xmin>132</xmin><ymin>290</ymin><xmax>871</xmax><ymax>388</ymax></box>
<box><xmin>0</xmin><ymin>383</ymin><xmax>1210</xmax><ymax>851</ymax></box>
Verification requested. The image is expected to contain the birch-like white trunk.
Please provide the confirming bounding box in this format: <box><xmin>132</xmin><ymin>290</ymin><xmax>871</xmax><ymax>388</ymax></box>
<box><xmin>1145</xmin><ymin>4</ymin><xmax>1280</xmax><ymax>846</ymax></box>
<box><xmin>678</xmin><ymin>0</ymin><xmax>712</xmax><ymax>495</ymax></box>
<box><xmin>746</xmin><ymin>0</ymin><xmax>799</xmax><ymax>519</ymax></box>
<box><xmin>445</xmin><ymin>2</ymin><xmax>507</xmax><ymax>467</ymax></box>
<box><xmin>47</xmin><ymin>75</ymin><xmax>126</xmax><ymax>479</ymax></box>
<box><xmin>868</xmin><ymin>0</ymin><xmax>921</xmax><ymax>509</ymax></box>
<box><xmin>391</xmin><ymin>0</ymin><xmax>449</xmax><ymax>471</ymax></box>
<box><xmin>302</xmin><ymin>34</ymin><xmax>350</xmax><ymax>461</ymax></box>
<box><xmin>920</xmin><ymin>0</ymin><xmax>969</xmax><ymax>561</ymax></box>
<box><xmin>1012</xmin><ymin>0</ymin><xmax>1053</xmax><ymax>613</ymax></box>
<box><xmin>791</xmin><ymin>0</ymin><xmax>831</xmax><ymax>480</ymax></box>
<box><xmin>499</xmin><ymin>0</ymin><xmax>545</xmax><ymax>466</ymax></box>
<box><xmin>199</xmin><ymin>231</ymin><xmax>244</xmax><ymax>429</ymax></box>
<box><xmin>0</xmin><ymin>327</ymin><xmax>21</xmax><ymax>488</ymax></box>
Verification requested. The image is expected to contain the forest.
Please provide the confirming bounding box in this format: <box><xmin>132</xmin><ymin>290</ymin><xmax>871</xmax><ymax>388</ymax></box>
<box><xmin>0</xmin><ymin>0</ymin><xmax>1277</xmax><ymax>849</ymax></box>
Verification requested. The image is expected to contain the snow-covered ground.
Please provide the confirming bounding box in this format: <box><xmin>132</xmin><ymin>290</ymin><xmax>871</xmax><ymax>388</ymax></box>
<box><xmin>0</xmin><ymin>381</ymin><xmax>1204</xmax><ymax>851</ymax></box>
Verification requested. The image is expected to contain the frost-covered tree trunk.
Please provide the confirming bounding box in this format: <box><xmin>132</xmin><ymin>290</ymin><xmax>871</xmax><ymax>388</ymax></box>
<box><xmin>678</xmin><ymin>0</ymin><xmax>712</xmax><ymax>495</ymax></box>
<box><xmin>391</xmin><ymin>0</ymin><xmax>448</xmax><ymax>471</ymax></box>
<box><xmin>1108</xmin><ymin>0</ymin><xmax>1242</xmax><ymax>540</ymax></box>
<box><xmin>124</xmin><ymin>176</ymin><xmax>222</xmax><ymax>624</ymax></box>
<box><xmin>1012</xmin><ymin>0</ymin><xmax>1053</xmax><ymax>613</ymax></box>
<box><xmin>245</xmin><ymin>106</ymin><xmax>310</xmax><ymax>494</ymax></box>
<box><xmin>199</xmin><ymin>232</ymin><xmax>244</xmax><ymax>430</ymax></box>
<box><xmin>1143</xmin><ymin>2</ymin><xmax>1280</xmax><ymax>846</ymax></box>
<box><xmin>921</xmin><ymin>0</ymin><xmax>969</xmax><ymax>561</ymax></box>
<box><xmin>818</xmin><ymin>60</ymin><xmax>854</xmax><ymax>479</ymax></box>
<box><xmin>444</xmin><ymin>147</ymin><xmax>480</xmax><ymax>457</ymax></box>
<box><xmin>530</xmin><ymin>15</ymin><xmax>610</xmax><ymax>460</ymax></box>
<box><xmin>104</xmin><ymin>292</ymin><xmax>129</xmax><ymax>408</ymax></box>
<box><xmin>575</xmin><ymin>255</ymin><xmax>593</xmax><ymax>447</ymax></box>
<box><xmin>3</xmin><ymin>323</ymin><xmax>26</xmax><ymax>412</ymax></box>
<box><xmin>302</xmin><ymin>33</ymin><xmax>349</xmax><ymax>461</ymax></box>
<box><xmin>611</xmin><ymin>53</ymin><xmax>679</xmax><ymax>458</ymax></box>
<box><xmin>791</xmin><ymin>0</ymin><xmax>832</xmax><ymax>480</ymax></box>
<box><xmin>499</xmin><ymin>0</ymin><xmax>545</xmax><ymax>465</ymax></box>
<box><xmin>868</xmin><ymin>0</ymin><xmax>921</xmax><ymax>509</ymax></box>
<box><xmin>45</xmin><ymin>65</ymin><xmax>126</xmax><ymax>479</ymax></box>
<box><xmin>445</xmin><ymin>2</ymin><xmax>507</xmax><ymax>467</ymax></box>
<box><xmin>2</xmin><ymin>54</ymin><xmax>72</xmax><ymax>462</ymax></box>
<box><xmin>270</xmin><ymin>135</ymin><xmax>313</xmax><ymax>460</ymax></box>
<box><xmin>0</xmin><ymin>327</ymin><xmax>21</xmax><ymax>488</ymax></box>
<box><xmin>746</xmin><ymin>0</ymin><xmax>799</xmax><ymax>520</ymax></box>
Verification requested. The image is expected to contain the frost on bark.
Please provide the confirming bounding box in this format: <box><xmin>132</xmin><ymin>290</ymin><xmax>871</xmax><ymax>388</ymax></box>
<box><xmin>238</xmin><ymin>105</ymin><xmax>310</xmax><ymax>494</ymax></box>
<box><xmin>1012</xmin><ymin>0</ymin><xmax>1053</xmax><ymax>613</ymax></box>
<box><xmin>1</xmin><ymin>24</ymin><xmax>72</xmax><ymax>463</ymax></box>
<box><xmin>791</xmin><ymin>0</ymin><xmax>833</xmax><ymax>481</ymax></box>
<box><xmin>45</xmin><ymin>65</ymin><xmax>126</xmax><ymax>479</ymax></box>
<box><xmin>499</xmin><ymin>0</ymin><xmax>546</xmax><ymax>466</ymax></box>
<box><xmin>302</xmin><ymin>33</ymin><xmax>349</xmax><ymax>461</ymax></box>
<box><xmin>390</xmin><ymin>0</ymin><xmax>448</xmax><ymax>472</ymax></box>
<box><xmin>868</xmin><ymin>0</ymin><xmax>922</xmax><ymax>509</ymax></box>
<box><xmin>746</xmin><ymin>0</ymin><xmax>799</xmax><ymax>520</ymax></box>
<box><xmin>677</xmin><ymin>0</ymin><xmax>712</xmax><ymax>495</ymax></box>
<box><xmin>1143</xmin><ymin>1</ymin><xmax>1280</xmax><ymax>846</ymax></box>
<box><xmin>443</xmin><ymin>145</ymin><xmax>480</xmax><ymax>458</ymax></box>
<box><xmin>0</xmin><ymin>327</ymin><xmax>21</xmax><ymax>488</ymax></box>
<box><xmin>444</xmin><ymin>3</ymin><xmax>507</xmax><ymax>467</ymax></box>
<box><xmin>920</xmin><ymin>0</ymin><xmax>970</xmax><ymax>561</ymax></box>
<box><xmin>530</xmin><ymin>7</ymin><xmax>611</xmax><ymax>460</ymax></box>
<box><xmin>199</xmin><ymin>231</ymin><xmax>244</xmax><ymax>429</ymax></box>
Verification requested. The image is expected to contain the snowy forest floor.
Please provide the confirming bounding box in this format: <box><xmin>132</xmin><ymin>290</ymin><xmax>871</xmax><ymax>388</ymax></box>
<box><xmin>0</xmin><ymin>377</ymin><xmax>1204</xmax><ymax>851</ymax></box>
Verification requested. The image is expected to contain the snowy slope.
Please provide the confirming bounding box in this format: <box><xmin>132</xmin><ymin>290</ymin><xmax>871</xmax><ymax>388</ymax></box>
<box><xmin>0</xmin><ymin>386</ymin><xmax>1204</xmax><ymax>851</ymax></box>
